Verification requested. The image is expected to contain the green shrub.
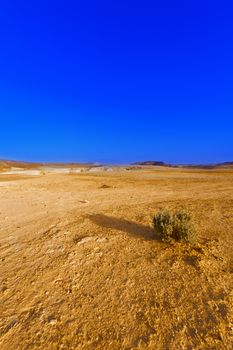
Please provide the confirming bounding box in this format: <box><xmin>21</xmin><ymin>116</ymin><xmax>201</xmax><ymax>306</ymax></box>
<box><xmin>153</xmin><ymin>210</ymin><xmax>196</xmax><ymax>242</ymax></box>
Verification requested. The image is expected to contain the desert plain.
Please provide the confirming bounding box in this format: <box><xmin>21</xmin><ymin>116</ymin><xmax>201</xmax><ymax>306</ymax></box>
<box><xmin>0</xmin><ymin>165</ymin><xmax>233</xmax><ymax>349</ymax></box>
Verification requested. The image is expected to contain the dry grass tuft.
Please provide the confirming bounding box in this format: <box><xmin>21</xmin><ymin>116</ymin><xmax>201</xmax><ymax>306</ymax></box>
<box><xmin>153</xmin><ymin>210</ymin><xmax>196</xmax><ymax>243</ymax></box>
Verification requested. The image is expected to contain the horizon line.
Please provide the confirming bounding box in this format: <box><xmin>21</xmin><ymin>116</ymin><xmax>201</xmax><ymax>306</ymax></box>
<box><xmin>1</xmin><ymin>157</ymin><xmax>233</xmax><ymax>167</ymax></box>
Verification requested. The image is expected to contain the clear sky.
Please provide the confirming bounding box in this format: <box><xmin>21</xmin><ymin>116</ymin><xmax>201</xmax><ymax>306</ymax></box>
<box><xmin>0</xmin><ymin>0</ymin><xmax>233</xmax><ymax>164</ymax></box>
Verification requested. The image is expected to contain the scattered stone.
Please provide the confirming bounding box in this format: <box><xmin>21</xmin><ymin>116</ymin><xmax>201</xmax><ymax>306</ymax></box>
<box><xmin>76</xmin><ymin>236</ymin><xmax>96</xmax><ymax>245</ymax></box>
<box><xmin>54</xmin><ymin>278</ymin><xmax>63</xmax><ymax>284</ymax></box>
<box><xmin>48</xmin><ymin>316</ymin><xmax>57</xmax><ymax>325</ymax></box>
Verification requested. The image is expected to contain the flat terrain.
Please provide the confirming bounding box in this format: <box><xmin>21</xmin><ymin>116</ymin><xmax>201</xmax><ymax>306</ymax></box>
<box><xmin>0</xmin><ymin>167</ymin><xmax>233</xmax><ymax>349</ymax></box>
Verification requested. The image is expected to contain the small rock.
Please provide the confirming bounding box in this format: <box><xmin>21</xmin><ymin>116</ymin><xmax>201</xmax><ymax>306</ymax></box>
<box><xmin>99</xmin><ymin>184</ymin><xmax>111</xmax><ymax>189</ymax></box>
<box><xmin>48</xmin><ymin>316</ymin><xmax>57</xmax><ymax>325</ymax></box>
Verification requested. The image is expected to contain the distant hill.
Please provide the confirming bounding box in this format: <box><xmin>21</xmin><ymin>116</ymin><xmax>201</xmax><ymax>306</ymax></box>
<box><xmin>0</xmin><ymin>159</ymin><xmax>99</xmax><ymax>171</ymax></box>
<box><xmin>216</xmin><ymin>161</ymin><xmax>233</xmax><ymax>167</ymax></box>
<box><xmin>132</xmin><ymin>160</ymin><xmax>233</xmax><ymax>169</ymax></box>
<box><xmin>0</xmin><ymin>159</ymin><xmax>42</xmax><ymax>170</ymax></box>
<box><xmin>182</xmin><ymin>162</ymin><xmax>233</xmax><ymax>169</ymax></box>
<box><xmin>132</xmin><ymin>161</ymin><xmax>166</xmax><ymax>166</ymax></box>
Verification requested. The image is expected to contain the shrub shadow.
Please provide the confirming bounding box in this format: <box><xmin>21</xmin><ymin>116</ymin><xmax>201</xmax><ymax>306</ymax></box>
<box><xmin>87</xmin><ymin>214</ymin><xmax>160</xmax><ymax>241</ymax></box>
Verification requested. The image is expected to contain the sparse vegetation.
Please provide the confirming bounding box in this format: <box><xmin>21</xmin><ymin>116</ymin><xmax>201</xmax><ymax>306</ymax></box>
<box><xmin>153</xmin><ymin>210</ymin><xmax>196</xmax><ymax>242</ymax></box>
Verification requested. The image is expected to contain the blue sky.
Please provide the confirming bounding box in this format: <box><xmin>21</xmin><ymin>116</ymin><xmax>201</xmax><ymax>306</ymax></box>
<box><xmin>0</xmin><ymin>0</ymin><xmax>233</xmax><ymax>164</ymax></box>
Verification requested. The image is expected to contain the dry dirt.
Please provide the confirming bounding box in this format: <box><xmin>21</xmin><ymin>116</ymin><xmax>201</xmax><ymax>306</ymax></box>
<box><xmin>0</xmin><ymin>168</ymin><xmax>233</xmax><ymax>349</ymax></box>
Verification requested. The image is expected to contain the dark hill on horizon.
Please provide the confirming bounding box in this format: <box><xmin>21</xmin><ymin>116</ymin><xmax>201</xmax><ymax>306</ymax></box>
<box><xmin>133</xmin><ymin>161</ymin><xmax>166</xmax><ymax>166</ymax></box>
<box><xmin>133</xmin><ymin>160</ymin><xmax>233</xmax><ymax>169</ymax></box>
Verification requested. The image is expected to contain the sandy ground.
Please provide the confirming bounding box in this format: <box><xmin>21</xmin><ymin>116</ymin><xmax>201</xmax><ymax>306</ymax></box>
<box><xmin>0</xmin><ymin>168</ymin><xmax>233</xmax><ymax>349</ymax></box>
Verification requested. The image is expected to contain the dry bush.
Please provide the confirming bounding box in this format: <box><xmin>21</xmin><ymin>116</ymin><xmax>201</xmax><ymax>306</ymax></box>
<box><xmin>153</xmin><ymin>210</ymin><xmax>196</xmax><ymax>243</ymax></box>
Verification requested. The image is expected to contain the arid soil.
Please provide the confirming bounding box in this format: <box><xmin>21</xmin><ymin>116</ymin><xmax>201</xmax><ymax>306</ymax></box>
<box><xmin>0</xmin><ymin>168</ymin><xmax>233</xmax><ymax>349</ymax></box>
